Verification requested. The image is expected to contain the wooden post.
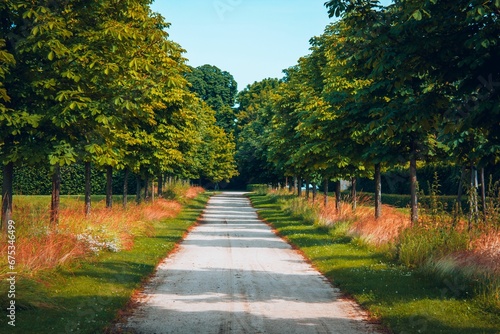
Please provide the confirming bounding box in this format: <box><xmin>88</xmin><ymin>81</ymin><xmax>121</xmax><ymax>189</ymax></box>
<box><xmin>51</xmin><ymin>165</ymin><xmax>61</xmax><ymax>225</ymax></box>
<box><xmin>123</xmin><ymin>168</ymin><xmax>129</xmax><ymax>209</ymax></box>
<box><xmin>135</xmin><ymin>174</ymin><xmax>142</xmax><ymax>204</ymax></box>
<box><xmin>1</xmin><ymin>162</ymin><xmax>14</xmax><ymax>233</ymax></box>
<box><xmin>106</xmin><ymin>166</ymin><xmax>113</xmax><ymax>209</ymax></box>
<box><xmin>84</xmin><ymin>162</ymin><xmax>91</xmax><ymax>216</ymax></box>
<box><xmin>323</xmin><ymin>177</ymin><xmax>329</xmax><ymax>207</ymax></box>
<box><xmin>335</xmin><ymin>181</ymin><xmax>341</xmax><ymax>213</ymax></box>
<box><xmin>351</xmin><ymin>177</ymin><xmax>357</xmax><ymax>211</ymax></box>
<box><xmin>375</xmin><ymin>163</ymin><xmax>382</xmax><ymax>219</ymax></box>
<box><xmin>410</xmin><ymin>156</ymin><xmax>418</xmax><ymax>224</ymax></box>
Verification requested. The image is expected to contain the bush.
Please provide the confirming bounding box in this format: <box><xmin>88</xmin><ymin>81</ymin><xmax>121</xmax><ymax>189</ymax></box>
<box><xmin>281</xmin><ymin>197</ymin><xmax>318</xmax><ymax>225</ymax></box>
<box><xmin>247</xmin><ymin>184</ymin><xmax>269</xmax><ymax>195</ymax></box>
<box><xmin>2</xmin><ymin>164</ymin><xmax>108</xmax><ymax>195</ymax></box>
<box><xmin>397</xmin><ymin>226</ymin><xmax>469</xmax><ymax>267</ymax></box>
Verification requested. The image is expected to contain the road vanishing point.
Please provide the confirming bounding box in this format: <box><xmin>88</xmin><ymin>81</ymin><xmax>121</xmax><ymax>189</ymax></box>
<box><xmin>118</xmin><ymin>192</ymin><xmax>381</xmax><ymax>334</ymax></box>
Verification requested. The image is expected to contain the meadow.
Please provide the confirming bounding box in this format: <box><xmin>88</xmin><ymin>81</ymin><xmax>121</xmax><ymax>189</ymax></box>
<box><xmin>248</xmin><ymin>189</ymin><xmax>500</xmax><ymax>333</ymax></box>
<box><xmin>0</xmin><ymin>184</ymin><xmax>208</xmax><ymax>333</ymax></box>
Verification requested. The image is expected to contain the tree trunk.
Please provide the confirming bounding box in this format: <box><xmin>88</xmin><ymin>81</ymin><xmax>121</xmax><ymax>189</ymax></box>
<box><xmin>152</xmin><ymin>178</ymin><xmax>155</xmax><ymax>203</ymax></box>
<box><xmin>456</xmin><ymin>165</ymin><xmax>466</xmax><ymax>213</ymax></box>
<box><xmin>323</xmin><ymin>178</ymin><xmax>329</xmax><ymax>207</ymax></box>
<box><xmin>480</xmin><ymin>167</ymin><xmax>486</xmax><ymax>222</ymax></box>
<box><xmin>335</xmin><ymin>181</ymin><xmax>341</xmax><ymax>213</ymax></box>
<box><xmin>410</xmin><ymin>156</ymin><xmax>418</xmax><ymax>224</ymax></box>
<box><xmin>51</xmin><ymin>165</ymin><xmax>61</xmax><ymax>225</ymax></box>
<box><xmin>1</xmin><ymin>162</ymin><xmax>14</xmax><ymax>233</ymax></box>
<box><xmin>158</xmin><ymin>173</ymin><xmax>163</xmax><ymax>198</ymax></box>
<box><xmin>305</xmin><ymin>178</ymin><xmax>310</xmax><ymax>200</ymax></box>
<box><xmin>123</xmin><ymin>168</ymin><xmax>129</xmax><ymax>209</ymax></box>
<box><xmin>84</xmin><ymin>162</ymin><xmax>91</xmax><ymax>216</ymax></box>
<box><xmin>106</xmin><ymin>166</ymin><xmax>113</xmax><ymax>209</ymax></box>
<box><xmin>297</xmin><ymin>178</ymin><xmax>303</xmax><ymax>197</ymax></box>
<box><xmin>312</xmin><ymin>183</ymin><xmax>317</xmax><ymax>203</ymax></box>
<box><xmin>144</xmin><ymin>174</ymin><xmax>149</xmax><ymax>201</ymax></box>
<box><xmin>135</xmin><ymin>174</ymin><xmax>142</xmax><ymax>204</ymax></box>
<box><xmin>375</xmin><ymin>163</ymin><xmax>382</xmax><ymax>219</ymax></box>
<box><xmin>351</xmin><ymin>177</ymin><xmax>357</xmax><ymax>211</ymax></box>
<box><xmin>468</xmin><ymin>164</ymin><xmax>479</xmax><ymax>230</ymax></box>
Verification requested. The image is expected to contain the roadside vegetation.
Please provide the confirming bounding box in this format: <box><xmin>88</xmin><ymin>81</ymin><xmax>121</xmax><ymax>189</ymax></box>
<box><xmin>248</xmin><ymin>189</ymin><xmax>500</xmax><ymax>334</ymax></box>
<box><xmin>0</xmin><ymin>184</ymin><xmax>208</xmax><ymax>334</ymax></box>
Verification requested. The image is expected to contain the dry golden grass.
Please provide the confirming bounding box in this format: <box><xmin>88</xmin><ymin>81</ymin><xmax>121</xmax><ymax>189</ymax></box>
<box><xmin>273</xmin><ymin>190</ymin><xmax>499</xmax><ymax>309</ymax></box>
<box><xmin>0</xmin><ymin>188</ymin><xmax>203</xmax><ymax>277</ymax></box>
<box><xmin>469</xmin><ymin>228</ymin><xmax>500</xmax><ymax>272</ymax></box>
<box><xmin>143</xmin><ymin>199</ymin><xmax>182</xmax><ymax>221</ymax></box>
<box><xmin>10</xmin><ymin>233</ymin><xmax>88</xmax><ymax>275</ymax></box>
<box><xmin>347</xmin><ymin>205</ymin><xmax>410</xmax><ymax>246</ymax></box>
<box><xmin>310</xmin><ymin>194</ymin><xmax>409</xmax><ymax>246</ymax></box>
<box><xmin>185</xmin><ymin>186</ymin><xmax>205</xmax><ymax>200</ymax></box>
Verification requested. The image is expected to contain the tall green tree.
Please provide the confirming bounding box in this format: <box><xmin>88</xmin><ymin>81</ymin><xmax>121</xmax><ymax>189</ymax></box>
<box><xmin>0</xmin><ymin>35</ymin><xmax>16</xmax><ymax>231</ymax></box>
<box><xmin>235</xmin><ymin>78</ymin><xmax>282</xmax><ymax>185</ymax></box>
<box><xmin>195</xmin><ymin>100</ymin><xmax>238</xmax><ymax>185</ymax></box>
<box><xmin>1</xmin><ymin>0</ymin><xmax>206</xmax><ymax>220</ymax></box>
<box><xmin>185</xmin><ymin>64</ymin><xmax>238</xmax><ymax>133</ymax></box>
<box><xmin>325</xmin><ymin>0</ymin><xmax>452</xmax><ymax>223</ymax></box>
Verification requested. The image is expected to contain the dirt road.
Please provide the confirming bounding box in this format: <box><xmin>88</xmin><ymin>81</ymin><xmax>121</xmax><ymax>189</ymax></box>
<box><xmin>119</xmin><ymin>192</ymin><xmax>380</xmax><ymax>334</ymax></box>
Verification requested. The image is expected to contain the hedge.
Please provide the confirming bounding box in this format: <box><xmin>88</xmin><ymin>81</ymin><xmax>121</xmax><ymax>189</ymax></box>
<box><xmin>1</xmin><ymin>164</ymin><xmax>136</xmax><ymax>196</ymax></box>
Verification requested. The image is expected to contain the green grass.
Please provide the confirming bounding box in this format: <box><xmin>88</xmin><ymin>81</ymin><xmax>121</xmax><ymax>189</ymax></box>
<box><xmin>249</xmin><ymin>193</ymin><xmax>500</xmax><ymax>334</ymax></box>
<box><xmin>12</xmin><ymin>194</ymin><xmax>137</xmax><ymax>207</ymax></box>
<box><xmin>0</xmin><ymin>193</ymin><xmax>211</xmax><ymax>334</ymax></box>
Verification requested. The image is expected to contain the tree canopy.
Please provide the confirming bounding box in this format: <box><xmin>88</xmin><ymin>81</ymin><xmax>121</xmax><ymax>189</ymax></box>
<box><xmin>185</xmin><ymin>64</ymin><xmax>238</xmax><ymax>134</ymax></box>
<box><xmin>234</xmin><ymin>0</ymin><xmax>500</xmax><ymax>222</ymax></box>
<box><xmin>1</xmin><ymin>0</ymin><xmax>237</xmax><ymax>226</ymax></box>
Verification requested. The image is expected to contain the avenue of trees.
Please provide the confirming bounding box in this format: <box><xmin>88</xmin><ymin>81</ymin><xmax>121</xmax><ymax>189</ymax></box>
<box><xmin>0</xmin><ymin>0</ymin><xmax>237</xmax><ymax>229</ymax></box>
<box><xmin>235</xmin><ymin>0</ymin><xmax>500</xmax><ymax>223</ymax></box>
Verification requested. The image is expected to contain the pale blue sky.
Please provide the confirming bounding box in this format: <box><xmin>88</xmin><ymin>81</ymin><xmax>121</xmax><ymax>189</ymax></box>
<box><xmin>151</xmin><ymin>1</ymin><xmax>390</xmax><ymax>91</ymax></box>
<box><xmin>150</xmin><ymin>1</ymin><xmax>332</xmax><ymax>90</ymax></box>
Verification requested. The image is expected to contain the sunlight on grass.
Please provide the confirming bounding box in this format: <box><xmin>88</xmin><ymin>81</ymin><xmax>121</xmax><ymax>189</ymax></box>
<box><xmin>0</xmin><ymin>186</ymin><xmax>208</xmax><ymax>333</ymax></box>
<box><xmin>249</xmin><ymin>192</ymin><xmax>500</xmax><ymax>334</ymax></box>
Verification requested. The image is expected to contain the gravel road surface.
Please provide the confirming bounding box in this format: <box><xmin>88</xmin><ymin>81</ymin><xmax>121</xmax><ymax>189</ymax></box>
<box><xmin>119</xmin><ymin>192</ymin><xmax>380</xmax><ymax>334</ymax></box>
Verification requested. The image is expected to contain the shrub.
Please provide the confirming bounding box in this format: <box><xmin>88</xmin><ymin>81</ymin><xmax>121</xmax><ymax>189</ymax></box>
<box><xmin>0</xmin><ymin>186</ymin><xmax>201</xmax><ymax>277</ymax></box>
<box><xmin>281</xmin><ymin>197</ymin><xmax>318</xmax><ymax>225</ymax></box>
<box><xmin>397</xmin><ymin>226</ymin><xmax>469</xmax><ymax>267</ymax></box>
<box><xmin>247</xmin><ymin>184</ymin><xmax>269</xmax><ymax>195</ymax></box>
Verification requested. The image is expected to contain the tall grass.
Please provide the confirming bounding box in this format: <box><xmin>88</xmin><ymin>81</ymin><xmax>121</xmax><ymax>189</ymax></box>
<box><xmin>0</xmin><ymin>185</ymin><xmax>204</xmax><ymax>278</ymax></box>
<box><xmin>268</xmin><ymin>186</ymin><xmax>500</xmax><ymax>313</ymax></box>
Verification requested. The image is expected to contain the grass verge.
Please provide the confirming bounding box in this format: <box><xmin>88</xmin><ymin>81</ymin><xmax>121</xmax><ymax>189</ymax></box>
<box><xmin>0</xmin><ymin>192</ymin><xmax>211</xmax><ymax>334</ymax></box>
<box><xmin>248</xmin><ymin>193</ymin><xmax>500</xmax><ymax>334</ymax></box>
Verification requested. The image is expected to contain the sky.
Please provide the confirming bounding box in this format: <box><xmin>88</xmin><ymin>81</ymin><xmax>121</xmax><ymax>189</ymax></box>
<box><xmin>150</xmin><ymin>0</ymin><xmax>334</xmax><ymax>91</ymax></box>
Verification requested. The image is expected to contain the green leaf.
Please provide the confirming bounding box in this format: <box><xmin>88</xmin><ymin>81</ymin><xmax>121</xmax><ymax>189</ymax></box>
<box><xmin>48</xmin><ymin>51</ymin><xmax>54</xmax><ymax>61</ymax></box>
<box><xmin>412</xmin><ymin>10</ymin><xmax>423</xmax><ymax>21</ymax></box>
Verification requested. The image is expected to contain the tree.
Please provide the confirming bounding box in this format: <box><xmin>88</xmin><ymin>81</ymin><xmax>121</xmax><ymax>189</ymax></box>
<box><xmin>0</xmin><ymin>36</ymin><xmax>16</xmax><ymax>232</ymax></box>
<box><xmin>235</xmin><ymin>78</ymin><xmax>282</xmax><ymax>185</ymax></box>
<box><xmin>185</xmin><ymin>64</ymin><xmax>238</xmax><ymax>133</ymax></box>
<box><xmin>196</xmin><ymin>101</ymin><xmax>239</xmax><ymax>185</ymax></box>
<box><xmin>1</xmin><ymin>0</ymin><xmax>212</xmax><ymax>221</ymax></box>
<box><xmin>324</xmin><ymin>0</ymin><xmax>452</xmax><ymax>223</ymax></box>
